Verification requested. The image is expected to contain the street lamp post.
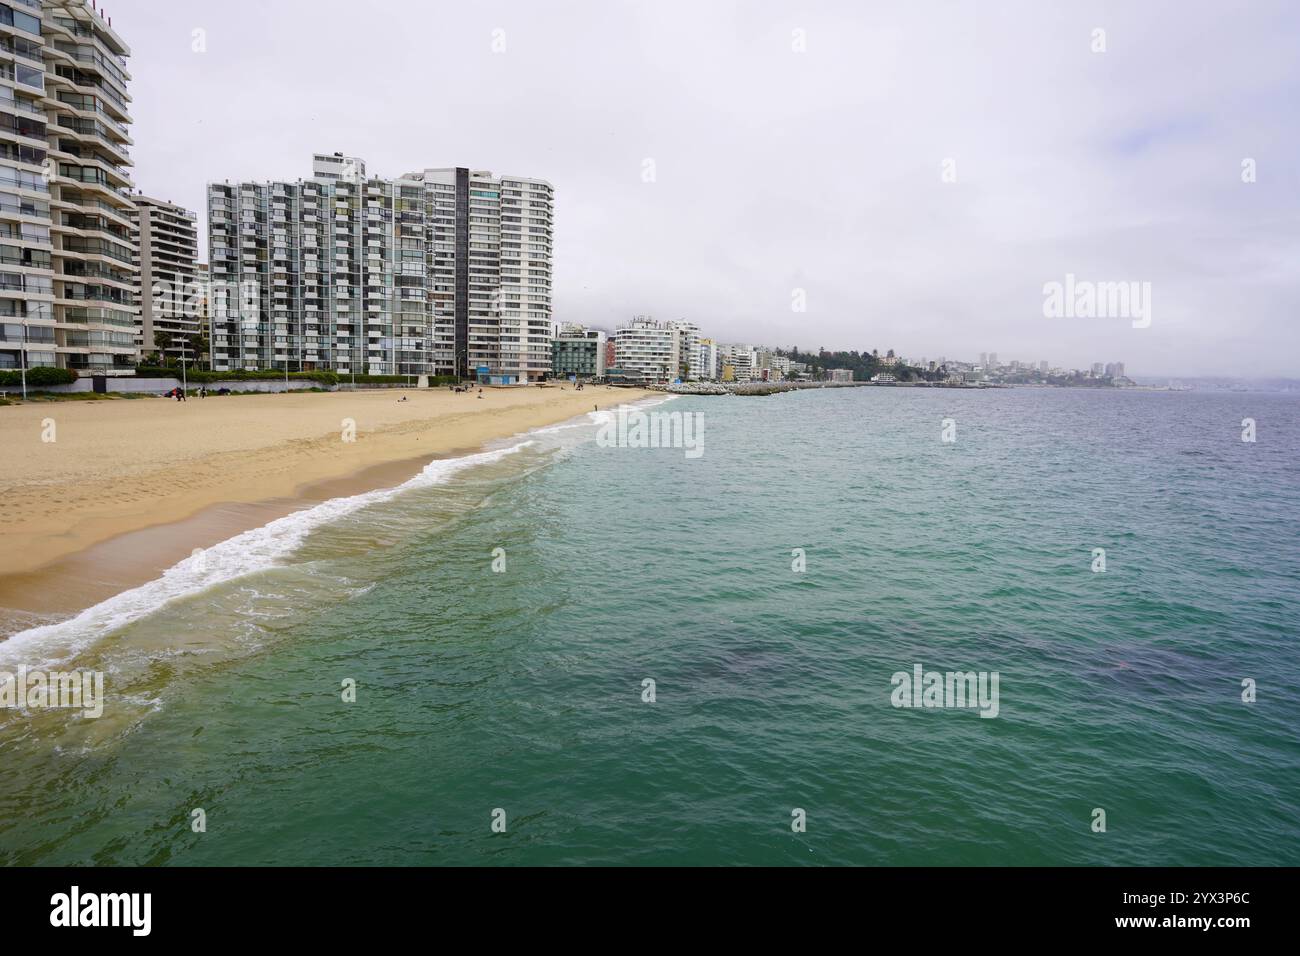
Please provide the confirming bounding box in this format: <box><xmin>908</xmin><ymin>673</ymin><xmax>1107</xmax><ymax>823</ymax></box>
<box><xmin>19</xmin><ymin>317</ymin><xmax>27</xmax><ymax>401</ymax></box>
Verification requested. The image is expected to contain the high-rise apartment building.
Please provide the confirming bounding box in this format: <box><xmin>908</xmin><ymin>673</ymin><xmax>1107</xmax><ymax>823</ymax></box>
<box><xmin>208</xmin><ymin>155</ymin><xmax>554</xmax><ymax>380</ymax></box>
<box><xmin>131</xmin><ymin>194</ymin><xmax>199</xmax><ymax>363</ymax></box>
<box><xmin>695</xmin><ymin>337</ymin><xmax>718</xmax><ymax>381</ymax></box>
<box><xmin>396</xmin><ymin>167</ymin><xmax>554</xmax><ymax>381</ymax></box>
<box><xmin>665</xmin><ymin>320</ymin><xmax>700</xmax><ymax>380</ymax></box>
<box><xmin>1</xmin><ymin>0</ymin><xmax>136</xmax><ymax>376</ymax></box>
<box><xmin>0</xmin><ymin>0</ymin><xmax>53</xmax><ymax>375</ymax></box>
<box><xmin>209</xmin><ymin>153</ymin><xmax>422</xmax><ymax>375</ymax></box>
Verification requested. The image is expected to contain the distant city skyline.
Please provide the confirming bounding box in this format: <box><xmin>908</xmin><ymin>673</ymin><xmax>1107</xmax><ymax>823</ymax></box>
<box><xmin>112</xmin><ymin>0</ymin><xmax>1300</xmax><ymax>377</ymax></box>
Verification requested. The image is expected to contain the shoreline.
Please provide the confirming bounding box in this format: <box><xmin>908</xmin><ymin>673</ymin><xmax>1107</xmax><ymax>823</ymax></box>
<box><xmin>0</xmin><ymin>386</ymin><xmax>654</xmax><ymax>635</ymax></box>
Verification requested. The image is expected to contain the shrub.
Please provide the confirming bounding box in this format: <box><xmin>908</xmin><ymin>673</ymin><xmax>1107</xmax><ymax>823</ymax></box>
<box><xmin>0</xmin><ymin>367</ymin><xmax>77</xmax><ymax>387</ymax></box>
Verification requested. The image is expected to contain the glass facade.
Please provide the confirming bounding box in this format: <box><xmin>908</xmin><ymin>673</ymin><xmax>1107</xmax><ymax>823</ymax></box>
<box><xmin>551</xmin><ymin>336</ymin><xmax>600</xmax><ymax>379</ymax></box>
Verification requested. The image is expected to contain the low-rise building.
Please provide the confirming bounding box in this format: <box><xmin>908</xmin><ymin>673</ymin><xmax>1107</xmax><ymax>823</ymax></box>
<box><xmin>756</xmin><ymin>349</ymin><xmax>794</xmax><ymax>380</ymax></box>
<box><xmin>551</xmin><ymin>324</ymin><xmax>606</xmax><ymax>379</ymax></box>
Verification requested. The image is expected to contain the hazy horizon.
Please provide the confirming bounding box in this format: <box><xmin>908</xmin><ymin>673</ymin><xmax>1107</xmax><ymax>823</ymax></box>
<box><xmin>110</xmin><ymin>0</ymin><xmax>1299</xmax><ymax>377</ymax></box>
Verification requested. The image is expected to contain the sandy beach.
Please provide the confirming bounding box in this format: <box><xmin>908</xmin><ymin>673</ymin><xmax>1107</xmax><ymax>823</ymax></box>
<box><xmin>0</xmin><ymin>385</ymin><xmax>654</xmax><ymax>620</ymax></box>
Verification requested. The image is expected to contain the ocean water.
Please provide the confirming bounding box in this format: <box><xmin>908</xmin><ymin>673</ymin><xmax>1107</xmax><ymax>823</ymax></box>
<box><xmin>1</xmin><ymin>387</ymin><xmax>1297</xmax><ymax>866</ymax></box>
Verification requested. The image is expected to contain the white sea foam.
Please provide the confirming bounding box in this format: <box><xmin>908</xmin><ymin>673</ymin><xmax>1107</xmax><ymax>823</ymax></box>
<box><xmin>0</xmin><ymin>440</ymin><xmax>535</xmax><ymax>669</ymax></box>
<box><xmin>534</xmin><ymin>394</ymin><xmax>674</xmax><ymax>434</ymax></box>
<box><xmin>533</xmin><ymin>417</ymin><xmax>600</xmax><ymax>435</ymax></box>
<box><xmin>586</xmin><ymin>393</ymin><xmax>675</xmax><ymax>426</ymax></box>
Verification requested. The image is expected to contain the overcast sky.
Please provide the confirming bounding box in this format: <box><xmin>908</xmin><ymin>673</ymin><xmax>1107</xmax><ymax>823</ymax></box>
<box><xmin>110</xmin><ymin>0</ymin><xmax>1298</xmax><ymax>377</ymax></box>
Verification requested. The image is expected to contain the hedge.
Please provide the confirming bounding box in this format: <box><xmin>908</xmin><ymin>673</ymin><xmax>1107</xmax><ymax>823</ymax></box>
<box><xmin>342</xmin><ymin>374</ymin><xmax>459</xmax><ymax>386</ymax></box>
<box><xmin>133</xmin><ymin>367</ymin><xmax>340</xmax><ymax>386</ymax></box>
<box><xmin>0</xmin><ymin>367</ymin><xmax>77</xmax><ymax>387</ymax></box>
<box><xmin>134</xmin><ymin>368</ymin><xmax>462</xmax><ymax>387</ymax></box>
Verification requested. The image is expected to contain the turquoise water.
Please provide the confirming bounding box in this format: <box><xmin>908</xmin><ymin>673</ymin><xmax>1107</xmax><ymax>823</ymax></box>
<box><xmin>1</xmin><ymin>387</ymin><xmax>1298</xmax><ymax>865</ymax></box>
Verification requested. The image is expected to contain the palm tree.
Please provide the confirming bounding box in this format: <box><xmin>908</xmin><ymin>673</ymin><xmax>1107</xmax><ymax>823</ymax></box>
<box><xmin>153</xmin><ymin>330</ymin><xmax>174</xmax><ymax>364</ymax></box>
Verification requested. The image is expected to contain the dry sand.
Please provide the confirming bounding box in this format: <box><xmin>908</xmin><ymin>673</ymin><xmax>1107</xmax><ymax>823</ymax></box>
<box><xmin>0</xmin><ymin>385</ymin><xmax>654</xmax><ymax>592</ymax></box>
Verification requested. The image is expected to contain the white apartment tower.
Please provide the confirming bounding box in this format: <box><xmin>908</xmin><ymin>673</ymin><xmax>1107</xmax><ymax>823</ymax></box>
<box><xmin>667</xmin><ymin>320</ymin><xmax>700</xmax><ymax>380</ymax></box>
<box><xmin>208</xmin><ymin>157</ymin><xmax>554</xmax><ymax>380</ymax></box>
<box><xmin>612</xmin><ymin>316</ymin><xmax>688</xmax><ymax>383</ymax></box>
<box><xmin>1</xmin><ymin>1</ymin><xmax>137</xmax><ymax>376</ymax></box>
<box><xmin>397</xmin><ymin>167</ymin><xmax>554</xmax><ymax>381</ymax></box>
<box><xmin>208</xmin><ymin>154</ymin><xmax>420</xmax><ymax>374</ymax></box>
<box><xmin>695</xmin><ymin>337</ymin><xmax>718</xmax><ymax>381</ymax></box>
<box><xmin>130</xmin><ymin>194</ymin><xmax>199</xmax><ymax>363</ymax></box>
